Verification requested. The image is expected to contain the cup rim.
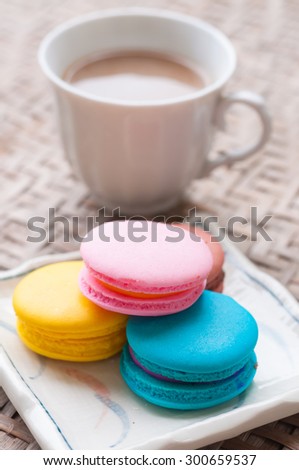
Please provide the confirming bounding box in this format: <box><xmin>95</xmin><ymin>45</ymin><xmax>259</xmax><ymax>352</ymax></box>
<box><xmin>38</xmin><ymin>7</ymin><xmax>237</xmax><ymax>107</ymax></box>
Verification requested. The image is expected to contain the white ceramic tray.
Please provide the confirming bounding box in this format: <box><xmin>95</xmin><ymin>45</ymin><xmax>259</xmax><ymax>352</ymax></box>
<box><xmin>1</xmin><ymin>242</ymin><xmax>299</xmax><ymax>450</ymax></box>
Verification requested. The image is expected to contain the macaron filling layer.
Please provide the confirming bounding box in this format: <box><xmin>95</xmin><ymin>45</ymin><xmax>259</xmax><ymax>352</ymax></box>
<box><xmin>79</xmin><ymin>267</ymin><xmax>206</xmax><ymax>316</ymax></box>
<box><xmin>85</xmin><ymin>263</ymin><xmax>205</xmax><ymax>294</ymax></box>
<box><xmin>97</xmin><ymin>279</ymin><xmax>189</xmax><ymax>299</ymax></box>
<box><xmin>128</xmin><ymin>346</ymin><xmax>254</xmax><ymax>383</ymax></box>
<box><xmin>121</xmin><ymin>345</ymin><xmax>258</xmax><ymax>410</ymax></box>
<box><xmin>17</xmin><ymin>319</ymin><xmax>127</xmax><ymax>362</ymax></box>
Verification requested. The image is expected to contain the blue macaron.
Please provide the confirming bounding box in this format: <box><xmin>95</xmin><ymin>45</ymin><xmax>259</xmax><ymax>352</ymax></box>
<box><xmin>120</xmin><ymin>291</ymin><xmax>258</xmax><ymax>410</ymax></box>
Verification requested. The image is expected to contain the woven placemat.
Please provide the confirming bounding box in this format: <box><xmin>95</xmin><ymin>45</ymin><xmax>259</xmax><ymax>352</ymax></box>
<box><xmin>1</xmin><ymin>0</ymin><xmax>299</xmax><ymax>450</ymax></box>
<box><xmin>0</xmin><ymin>389</ymin><xmax>39</xmax><ymax>450</ymax></box>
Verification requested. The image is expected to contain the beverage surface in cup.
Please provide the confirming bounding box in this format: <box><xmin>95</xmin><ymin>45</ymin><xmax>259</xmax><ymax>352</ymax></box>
<box><xmin>63</xmin><ymin>50</ymin><xmax>207</xmax><ymax>101</ymax></box>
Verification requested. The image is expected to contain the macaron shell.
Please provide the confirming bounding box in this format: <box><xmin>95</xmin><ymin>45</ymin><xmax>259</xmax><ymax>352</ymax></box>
<box><xmin>206</xmin><ymin>270</ymin><xmax>225</xmax><ymax>292</ymax></box>
<box><xmin>129</xmin><ymin>346</ymin><xmax>253</xmax><ymax>382</ymax></box>
<box><xmin>212</xmin><ymin>281</ymin><xmax>224</xmax><ymax>293</ymax></box>
<box><xmin>127</xmin><ymin>291</ymin><xmax>258</xmax><ymax>374</ymax></box>
<box><xmin>121</xmin><ymin>345</ymin><xmax>257</xmax><ymax>410</ymax></box>
<box><xmin>13</xmin><ymin>261</ymin><xmax>127</xmax><ymax>334</ymax></box>
<box><xmin>80</xmin><ymin>221</ymin><xmax>213</xmax><ymax>293</ymax></box>
<box><xmin>79</xmin><ymin>267</ymin><xmax>206</xmax><ymax>316</ymax></box>
<box><xmin>176</xmin><ymin>223</ymin><xmax>225</xmax><ymax>290</ymax></box>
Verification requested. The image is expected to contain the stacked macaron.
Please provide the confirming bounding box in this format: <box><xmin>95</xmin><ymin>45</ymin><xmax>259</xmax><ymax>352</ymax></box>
<box><xmin>78</xmin><ymin>220</ymin><xmax>258</xmax><ymax>409</ymax></box>
<box><xmin>13</xmin><ymin>219</ymin><xmax>258</xmax><ymax>410</ymax></box>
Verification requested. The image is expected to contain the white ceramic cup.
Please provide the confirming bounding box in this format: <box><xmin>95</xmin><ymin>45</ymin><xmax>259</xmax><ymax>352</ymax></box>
<box><xmin>39</xmin><ymin>8</ymin><xmax>271</xmax><ymax>215</ymax></box>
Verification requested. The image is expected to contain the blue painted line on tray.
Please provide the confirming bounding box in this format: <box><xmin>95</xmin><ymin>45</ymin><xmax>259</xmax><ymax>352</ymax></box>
<box><xmin>29</xmin><ymin>356</ymin><xmax>47</xmax><ymax>380</ymax></box>
<box><xmin>246</xmin><ymin>274</ymin><xmax>299</xmax><ymax>324</ymax></box>
<box><xmin>0</xmin><ymin>320</ymin><xmax>16</xmax><ymax>334</ymax></box>
<box><xmin>1</xmin><ymin>347</ymin><xmax>72</xmax><ymax>450</ymax></box>
<box><xmin>95</xmin><ymin>393</ymin><xmax>130</xmax><ymax>448</ymax></box>
<box><xmin>65</xmin><ymin>368</ymin><xmax>129</xmax><ymax>448</ymax></box>
<box><xmin>0</xmin><ymin>320</ymin><xmax>47</xmax><ymax>380</ymax></box>
<box><xmin>227</xmin><ymin>252</ymin><xmax>299</xmax><ymax>324</ymax></box>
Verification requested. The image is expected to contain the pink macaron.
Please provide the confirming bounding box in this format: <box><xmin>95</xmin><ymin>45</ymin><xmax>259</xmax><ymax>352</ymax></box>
<box><xmin>79</xmin><ymin>221</ymin><xmax>212</xmax><ymax>316</ymax></box>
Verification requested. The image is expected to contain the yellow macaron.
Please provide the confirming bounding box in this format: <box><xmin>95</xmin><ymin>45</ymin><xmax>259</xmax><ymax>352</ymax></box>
<box><xmin>13</xmin><ymin>261</ymin><xmax>128</xmax><ymax>361</ymax></box>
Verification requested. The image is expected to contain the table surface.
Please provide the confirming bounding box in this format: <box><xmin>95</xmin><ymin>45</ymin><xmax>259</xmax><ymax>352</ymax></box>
<box><xmin>1</xmin><ymin>0</ymin><xmax>299</xmax><ymax>450</ymax></box>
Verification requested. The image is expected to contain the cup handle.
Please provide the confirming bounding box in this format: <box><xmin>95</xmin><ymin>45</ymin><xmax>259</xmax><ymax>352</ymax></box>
<box><xmin>203</xmin><ymin>90</ymin><xmax>271</xmax><ymax>175</ymax></box>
